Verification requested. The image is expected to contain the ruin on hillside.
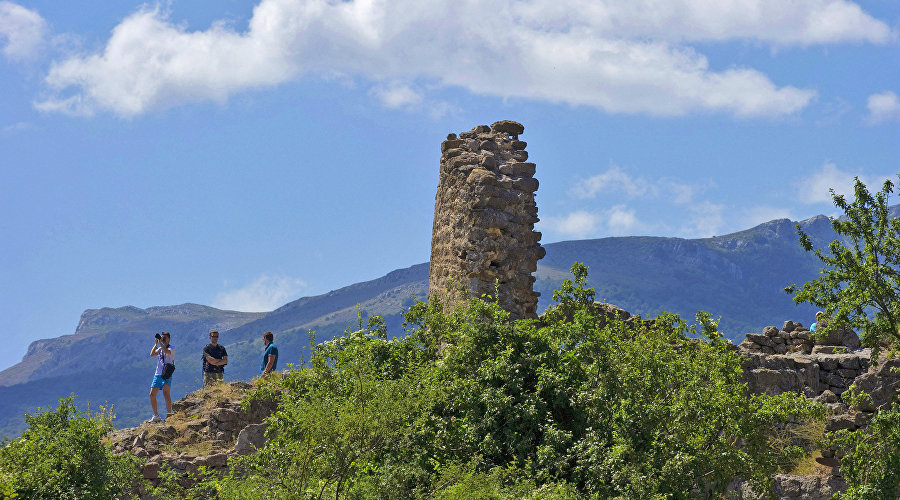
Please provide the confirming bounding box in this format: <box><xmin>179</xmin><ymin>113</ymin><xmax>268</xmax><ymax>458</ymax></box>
<box><xmin>428</xmin><ymin>120</ymin><xmax>545</xmax><ymax>319</ymax></box>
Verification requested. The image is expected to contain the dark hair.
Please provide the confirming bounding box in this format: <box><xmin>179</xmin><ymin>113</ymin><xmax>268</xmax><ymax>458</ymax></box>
<box><xmin>209</xmin><ymin>329</ymin><xmax>219</xmax><ymax>335</ymax></box>
<box><xmin>263</xmin><ymin>331</ymin><xmax>273</xmax><ymax>343</ymax></box>
<box><xmin>161</xmin><ymin>331</ymin><xmax>170</xmax><ymax>338</ymax></box>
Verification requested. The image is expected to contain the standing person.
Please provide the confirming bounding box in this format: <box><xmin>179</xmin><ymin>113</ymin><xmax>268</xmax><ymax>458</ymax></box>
<box><xmin>149</xmin><ymin>332</ymin><xmax>175</xmax><ymax>423</ymax></box>
<box><xmin>260</xmin><ymin>331</ymin><xmax>278</xmax><ymax>376</ymax></box>
<box><xmin>202</xmin><ymin>329</ymin><xmax>228</xmax><ymax>387</ymax></box>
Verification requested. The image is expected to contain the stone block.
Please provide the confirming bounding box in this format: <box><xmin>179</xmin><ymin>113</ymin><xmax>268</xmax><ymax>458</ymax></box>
<box><xmin>141</xmin><ymin>462</ymin><xmax>159</xmax><ymax>480</ymax></box>
<box><xmin>490</xmin><ymin>120</ymin><xmax>524</xmax><ymax>135</ymax></box>
<box><xmin>235</xmin><ymin>424</ymin><xmax>267</xmax><ymax>455</ymax></box>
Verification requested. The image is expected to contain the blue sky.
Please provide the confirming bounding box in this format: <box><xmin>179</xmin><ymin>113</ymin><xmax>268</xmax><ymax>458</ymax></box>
<box><xmin>0</xmin><ymin>0</ymin><xmax>898</xmax><ymax>371</ymax></box>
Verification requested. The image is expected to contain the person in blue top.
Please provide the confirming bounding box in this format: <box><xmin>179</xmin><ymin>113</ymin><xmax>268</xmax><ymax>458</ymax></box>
<box><xmin>811</xmin><ymin>311</ymin><xmax>825</xmax><ymax>332</ymax></box>
<box><xmin>260</xmin><ymin>331</ymin><xmax>278</xmax><ymax>376</ymax></box>
<box><xmin>148</xmin><ymin>331</ymin><xmax>174</xmax><ymax>423</ymax></box>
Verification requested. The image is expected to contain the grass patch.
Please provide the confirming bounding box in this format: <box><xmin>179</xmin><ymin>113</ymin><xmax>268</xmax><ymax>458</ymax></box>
<box><xmin>790</xmin><ymin>450</ymin><xmax>823</xmax><ymax>475</ymax></box>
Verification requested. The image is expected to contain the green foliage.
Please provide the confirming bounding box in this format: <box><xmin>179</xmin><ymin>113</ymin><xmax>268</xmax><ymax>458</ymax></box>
<box><xmin>785</xmin><ymin>177</ymin><xmax>900</xmax><ymax>348</ymax></box>
<box><xmin>0</xmin><ymin>396</ymin><xmax>143</xmax><ymax>499</ymax></box>
<box><xmin>173</xmin><ymin>263</ymin><xmax>821</xmax><ymax>499</ymax></box>
<box><xmin>831</xmin><ymin>402</ymin><xmax>900</xmax><ymax>499</ymax></box>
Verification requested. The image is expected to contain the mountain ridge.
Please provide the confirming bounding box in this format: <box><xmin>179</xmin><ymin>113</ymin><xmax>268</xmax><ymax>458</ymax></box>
<box><xmin>0</xmin><ymin>209</ymin><xmax>879</xmax><ymax>437</ymax></box>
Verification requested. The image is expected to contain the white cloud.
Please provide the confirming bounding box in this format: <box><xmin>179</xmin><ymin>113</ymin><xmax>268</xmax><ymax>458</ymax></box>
<box><xmin>1</xmin><ymin>121</ymin><xmax>33</xmax><ymax>133</ymax></box>
<box><xmin>574</xmin><ymin>165</ymin><xmax>709</xmax><ymax>205</ymax></box>
<box><xmin>36</xmin><ymin>0</ymin><xmax>889</xmax><ymax>117</ymax></box>
<box><xmin>541</xmin><ymin>211</ymin><xmax>602</xmax><ymax>239</ymax></box>
<box><xmin>540</xmin><ymin>205</ymin><xmax>642</xmax><ymax>239</ymax></box>
<box><xmin>741</xmin><ymin>206</ymin><xmax>794</xmax><ymax>228</ymax></box>
<box><xmin>370</xmin><ymin>81</ymin><xmax>423</xmax><ymax>109</ymax></box>
<box><xmin>867</xmin><ymin>91</ymin><xmax>900</xmax><ymax>124</ymax></box>
<box><xmin>574</xmin><ymin>165</ymin><xmax>653</xmax><ymax>199</ymax></box>
<box><xmin>605</xmin><ymin>205</ymin><xmax>641</xmax><ymax>235</ymax></box>
<box><xmin>212</xmin><ymin>274</ymin><xmax>306</xmax><ymax>312</ymax></box>
<box><xmin>515</xmin><ymin>0</ymin><xmax>893</xmax><ymax>45</ymax></box>
<box><xmin>798</xmin><ymin>162</ymin><xmax>894</xmax><ymax>204</ymax></box>
<box><xmin>0</xmin><ymin>1</ymin><xmax>46</xmax><ymax>61</ymax></box>
<box><xmin>681</xmin><ymin>202</ymin><xmax>726</xmax><ymax>238</ymax></box>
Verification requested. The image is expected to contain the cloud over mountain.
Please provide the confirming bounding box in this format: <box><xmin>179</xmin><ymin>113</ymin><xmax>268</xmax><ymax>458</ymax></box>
<box><xmin>213</xmin><ymin>274</ymin><xmax>307</xmax><ymax>313</ymax></box>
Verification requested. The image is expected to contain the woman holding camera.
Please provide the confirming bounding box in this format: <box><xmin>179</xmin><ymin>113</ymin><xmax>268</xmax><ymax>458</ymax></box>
<box><xmin>148</xmin><ymin>331</ymin><xmax>175</xmax><ymax>423</ymax></box>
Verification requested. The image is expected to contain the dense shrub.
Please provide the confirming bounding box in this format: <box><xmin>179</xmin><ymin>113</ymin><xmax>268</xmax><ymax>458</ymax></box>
<box><xmin>832</xmin><ymin>400</ymin><xmax>900</xmax><ymax>499</ymax></box>
<box><xmin>176</xmin><ymin>264</ymin><xmax>822</xmax><ymax>499</ymax></box>
<box><xmin>0</xmin><ymin>396</ymin><xmax>143</xmax><ymax>499</ymax></box>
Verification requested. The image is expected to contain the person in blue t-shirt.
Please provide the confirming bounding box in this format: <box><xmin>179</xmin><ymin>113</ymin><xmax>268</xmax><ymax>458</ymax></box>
<box><xmin>811</xmin><ymin>311</ymin><xmax>825</xmax><ymax>332</ymax></box>
<box><xmin>260</xmin><ymin>331</ymin><xmax>278</xmax><ymax>376</ymax></box>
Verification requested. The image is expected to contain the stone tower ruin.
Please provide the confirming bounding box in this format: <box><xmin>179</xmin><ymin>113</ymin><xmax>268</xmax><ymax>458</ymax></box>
<box><xmin>428</xmin><ymin>120</ymin><xmax>546</xmax><ymax>319</ymax></box>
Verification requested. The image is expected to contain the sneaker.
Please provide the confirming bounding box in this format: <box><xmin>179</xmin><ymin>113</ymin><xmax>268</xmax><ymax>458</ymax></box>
<box><xmin>166</xmin><ymin>412</ymin><xmax>175</xmax><ymax>420</ymax></box>
<box><xmin>148</xmin><ymin>414</ymin><xmax>162</xmax><ymax>423</ymax></box>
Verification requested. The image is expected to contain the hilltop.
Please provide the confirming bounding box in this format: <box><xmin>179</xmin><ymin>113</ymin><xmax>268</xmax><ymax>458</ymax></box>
<box><xmin>0</xmin><ymin>210</ymin><xmax>875</xmax><ymax>437</ymax></box>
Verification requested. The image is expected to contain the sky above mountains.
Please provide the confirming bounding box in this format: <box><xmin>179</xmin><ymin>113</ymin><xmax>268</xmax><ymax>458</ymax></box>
<box><xmin>1</xmin><ymin>0</ymin><xmax>898</xmax><ymax>372</ymax></box>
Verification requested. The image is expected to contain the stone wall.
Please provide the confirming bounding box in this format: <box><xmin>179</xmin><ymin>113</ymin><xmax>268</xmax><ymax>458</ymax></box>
<box><xmin>428</xmin><ymin>120</ymin><xmax>546</xmax><ymax>319</ymax></box>
<box><xmin>734</xmin><ymin>321</ymin><xmax>900</xmax><ymax>499</ymax></box>
<box><xmin>739</xmin><ymin>320</ymin><xmax>860</xmax><ymax>355</ymax></box>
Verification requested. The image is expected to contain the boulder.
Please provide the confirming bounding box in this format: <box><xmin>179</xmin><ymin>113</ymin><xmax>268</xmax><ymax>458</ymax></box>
<box><xmin>490</xmin><ymin>120</ymin><xmax>524</xmax><ymax>136</ymax></box>
<box><xmin>742</xmin><ymin>355</ymin><xmax>819</xmax><ymax>397</ymax></box>
<box><xmin>814</xmin><ymin>326</ymin><xmax>860</xmax><ymax>348</ymax></box>
<box><xmin>851</xmin><ymin>357</ymin><xmax>900</xmax><ymax>411</ymax></box>
<box><xmin>141</xmin><ymin>462</ymin><xmax>159</xmax><ymax>480</ymax></box>
<box><xmin>234</xmin><ymin>423</ymin><xmax>267</xmax><ymax>455</ymax></box>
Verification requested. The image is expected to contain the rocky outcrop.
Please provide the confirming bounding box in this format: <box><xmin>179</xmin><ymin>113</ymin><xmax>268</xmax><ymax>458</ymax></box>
<box><xmin>429</xmin><ymin>121</ymin><xmax>545</xmax><ymax>320</ymax></box>
<box><xmin>107</xmin><ymin>381</ymin><xmax>277</xmax><ymax>497</ymax></box>
<box><xmin>734</xmin><ymin>321</ymin><xmax>897</xmax><ymax>499</ymax></box>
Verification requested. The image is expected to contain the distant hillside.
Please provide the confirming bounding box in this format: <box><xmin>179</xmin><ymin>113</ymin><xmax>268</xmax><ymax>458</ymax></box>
<box><xmin>0</xmin><ymin>305</ymin><xmax>265</xmax><ymax>387</ymax></box>
<box><xmin>0</xmin><ymin>211</ymin><xmax>870</xmax><ymax>438</ymax></box>
<box><xmin>535</xmin><ymin>215</ymin><xmax>837</xmax><ymax>338</ymax></box>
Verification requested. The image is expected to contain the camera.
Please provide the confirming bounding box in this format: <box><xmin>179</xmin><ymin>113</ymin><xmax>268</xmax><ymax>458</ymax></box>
<box><xmin>155</xmin><ymin>333</ymin><xmax>161</xmax><ymax>340</ymax></box>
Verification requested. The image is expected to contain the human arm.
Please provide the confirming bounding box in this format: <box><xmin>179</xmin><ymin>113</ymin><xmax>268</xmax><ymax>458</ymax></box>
<box><xmin>151</xmin><ymin>339</ymin><xmax>160</xmax><ymax>357</ymax></box>
<box><xmin>263</xmin><ymin>354</ymin><xmax>275</xmax><ymax>374</ymax></box>
<box><xmin>204</xmin><ymin>347</ymin><xmax>227</xmax><ymax>366</ymax></box>
<box><xmin>204</xmin><ymin>353</ymin><xmax>228</xmax><ymax>366</ymax></box>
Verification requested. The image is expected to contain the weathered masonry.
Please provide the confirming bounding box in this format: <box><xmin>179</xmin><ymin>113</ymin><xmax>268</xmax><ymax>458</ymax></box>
<box><xmin>428</xmin><ymin>120</ymin><xmax>545</xmax><ymax>319</ymax></box>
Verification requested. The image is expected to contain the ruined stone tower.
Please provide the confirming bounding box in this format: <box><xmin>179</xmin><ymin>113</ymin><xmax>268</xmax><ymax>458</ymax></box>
<box><xmin>428</xmin><ymin>120</ymin><xmax>546</xmax><ymax>319</ymax></box>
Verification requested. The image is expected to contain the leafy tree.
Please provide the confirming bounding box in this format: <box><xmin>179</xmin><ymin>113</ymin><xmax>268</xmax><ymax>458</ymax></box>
<box><xmin>785</xmin><ymin>177</ymin><xmax>900</xmax><ymax>347</ymax></box>
<box><xmin>0</xmin><ymin>396</ymin><xmax>143</xmax><ymax>499</ymax></box>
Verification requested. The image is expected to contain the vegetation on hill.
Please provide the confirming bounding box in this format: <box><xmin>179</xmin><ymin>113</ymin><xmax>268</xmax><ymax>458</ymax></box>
<box><xmin>156</xmin><ymin>264</ymin><xmax>823</xmax><ymax>499</ymax></box>
<box><xmin>0</xmin><ymin>396</ymin><xmax>142</xmax><ymax>499</ymax></box>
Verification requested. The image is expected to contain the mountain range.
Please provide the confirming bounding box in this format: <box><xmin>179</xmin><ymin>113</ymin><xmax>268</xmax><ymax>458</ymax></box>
<box><xmin>0</xmin><ymin>211</ymin><xmax>862</xmax><ymax>437</ymax></box>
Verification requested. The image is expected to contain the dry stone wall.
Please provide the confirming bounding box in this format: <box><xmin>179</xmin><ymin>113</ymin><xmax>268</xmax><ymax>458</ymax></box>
<box><xmin>733</xmin><ymin>321</ymin><xmax>900</xmax><ymax>499</ymax></box>
<box><xmin>429</xmin><ymin>120</ymin><xmax>546</xmax><ymax>319</ymax></box>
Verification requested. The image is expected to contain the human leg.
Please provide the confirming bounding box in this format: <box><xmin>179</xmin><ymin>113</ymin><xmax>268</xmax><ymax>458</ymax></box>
<box><xmin>162</xmin><ymin>380</ymin><xmax>173</xmax><ymax>416</ymax></box>
<box><xmin>204</xmin><ymin>371</ymin><xmax>223</xmax><ymax>387</ymax></box>
<box><xmin>149</xmin><ymin>386</ymin><xmax>159</xmax><ymax>417</ymax></box>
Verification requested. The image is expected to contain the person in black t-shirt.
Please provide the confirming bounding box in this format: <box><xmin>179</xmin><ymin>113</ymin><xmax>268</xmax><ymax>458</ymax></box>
<box><xmin>202</xmin><ymin>329</ymin><xmax>228</xmax><ymax>387</ymax></box>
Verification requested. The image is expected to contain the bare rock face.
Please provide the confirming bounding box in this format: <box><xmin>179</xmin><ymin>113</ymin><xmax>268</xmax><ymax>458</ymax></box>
<box><xmin>429</xmin><ymin>121</ymin><xmax>546</xmax><ymax>319</ymax></box>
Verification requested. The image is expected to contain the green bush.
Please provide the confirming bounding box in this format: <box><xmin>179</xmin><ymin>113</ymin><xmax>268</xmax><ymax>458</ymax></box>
<box><xmin>0</xmin><ymin>396</ymin><xmax>143</xmax><ymax>499</ymax></box>
<box><xmin>831</xmin><ymin>401</ymin><xmax>900</xmax><ymax>499</ymax></box>
<box><xmin>176</xmin><ymin>263</ymin><xmax>821</xmax><ymax>499</ymax></box>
